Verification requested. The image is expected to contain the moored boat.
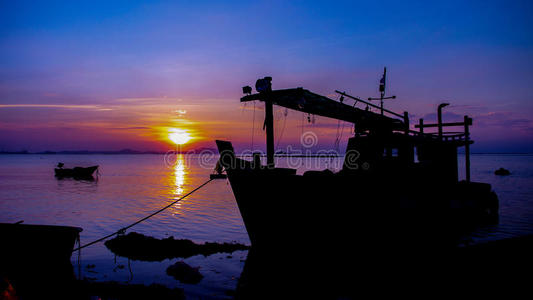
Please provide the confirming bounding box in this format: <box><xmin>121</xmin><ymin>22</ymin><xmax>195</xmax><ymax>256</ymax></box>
<box><xmin>0</xmin><ymin>222</ymin><xmax>82</xmax><ymax>298</ymax></box>
<box><xmin>54</xmin><ymin>163</ymin><xmax>99</xmax><ymax>178</ymax></box>
<box><xmin>216</xmin><ymin>74</ymin><xmax>499</xmax><ymax>253</ymax></box>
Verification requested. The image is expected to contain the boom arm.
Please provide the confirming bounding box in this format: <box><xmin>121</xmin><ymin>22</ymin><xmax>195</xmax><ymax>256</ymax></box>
<box><xmin>241</xmin><ymin>88</ymin><xmax>404</xmax><ymax>132</ymax></box>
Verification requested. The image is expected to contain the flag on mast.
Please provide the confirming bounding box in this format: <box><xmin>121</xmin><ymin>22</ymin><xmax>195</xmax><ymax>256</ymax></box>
<box><xmin>379</xmin><ymin>67</ymin><xmax>386</xmax><ymax>93</ymax></box>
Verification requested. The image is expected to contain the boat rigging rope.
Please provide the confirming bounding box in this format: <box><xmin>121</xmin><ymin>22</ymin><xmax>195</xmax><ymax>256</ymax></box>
<box><xmin>334</xmin><ymin>95</ymin><xmax>343</xmax><ymax>151</ymax></box>
<box><xmin>339</xmin><ymin>120</ymin><xmax>346</xmax><ymax>146</ymax></box>
<box><xmin>334</xmin><ymin>120</ymin><xmax>341</xmax><ymax>151</ymax></box>
<box><xmin>72</xmin><ymin>178</ymin><xmax>214</xmax><ymax>252</ymax></box>
<box><xmin>300</xmin><ymin>112</ymin><xmax>305</xmax><ymax>162</ymax></box>
<box><xmin>251</xmin><ymin>101</ymin><xmax>256</xmax><ymax>151</ymax></box>
<box><xmin>276</xmin><ymin>108</ymin><xmax>288</xmax><ymax>149</ymax></box>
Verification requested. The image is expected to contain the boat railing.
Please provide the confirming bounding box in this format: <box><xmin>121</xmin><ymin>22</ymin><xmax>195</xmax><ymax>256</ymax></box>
<box><xmin>414</xmin><ymin>116</ymin><xmax>472</xmax><ymax>141</ymax></box>
<box><xmin>414</xmin><ymin>115</ymin><xmax>473</xmax><ymax>182</ymax></box>
<box><xmin>407</xmin><ymin>130</ymin><xmax>468</xmax><ymax>143</ymax></box>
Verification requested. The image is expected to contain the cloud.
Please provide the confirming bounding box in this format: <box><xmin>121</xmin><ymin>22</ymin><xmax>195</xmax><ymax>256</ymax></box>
<box><xmin>421</xmin><ymin>111</ymin><xmax>464</xmax><ymax>122</ymax></box>
<box><xmin>0</xmin><ymin>104</ymin><xmax>106</xmax><ymax>110</ymax></box>
<box><xmin>112</xmin><ymin>97</ymin><xmax>184</xmax><ymax>105</ymax></box>
<box><xmin>475</xmin><ymin>112</ymin><xmax>533</xmax><ymax>130</ymax></box>
<box><xmin>108</xmin><ymin>126</ymin><xmax>150</xmax><ymax>130</ymax></box>
<box><xmin>420</xmin><ymin>110</ymin><xmax>533</xmax><ymax>131</ymax></box>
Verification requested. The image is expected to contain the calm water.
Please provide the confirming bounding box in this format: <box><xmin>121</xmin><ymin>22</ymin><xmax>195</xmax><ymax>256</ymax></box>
<box><xmin>1</xmin><ymin>153</ymin><xmax>532</xmax><ymax>298</ymax></box>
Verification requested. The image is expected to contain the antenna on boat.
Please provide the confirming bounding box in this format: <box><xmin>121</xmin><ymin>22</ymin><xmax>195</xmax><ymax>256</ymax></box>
<box><xmin>368</xmin><ymin>67</ymin><xmax>396</xmax><ymax>115</ymax></box>
<box><xmin>242</xmin><ymin>85</ymin><xmax>252</xmax><ymax>95</ymax></box>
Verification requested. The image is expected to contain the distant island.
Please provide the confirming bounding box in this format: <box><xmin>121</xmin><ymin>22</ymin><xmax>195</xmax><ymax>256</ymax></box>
<box><xmin>0</xmin><ymin>148</ymin><xmax>217</xmax><ymax>155</ymax></box>
<box><xmin>1</xmin><ymin>149</ymin><xmax>531</xmax><ymax>155</ymax></box>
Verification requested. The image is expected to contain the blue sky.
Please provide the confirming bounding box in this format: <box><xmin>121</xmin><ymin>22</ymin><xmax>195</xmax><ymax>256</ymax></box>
<box><xmin>1</xmin><ymin>0</ymin><xmax>532</xmax><ymax>152</ymax></box>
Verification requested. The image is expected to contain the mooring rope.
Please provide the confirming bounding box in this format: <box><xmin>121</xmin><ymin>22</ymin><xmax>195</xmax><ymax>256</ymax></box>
<box><xmin>72</xmin><ymin>178</ymin><xmax>214</xmax><ymax>252</ymax></box>
<box><xmin>76</xmin><ymin>235</ymin><xmax>81</xmax><ymax>279</ymax></box>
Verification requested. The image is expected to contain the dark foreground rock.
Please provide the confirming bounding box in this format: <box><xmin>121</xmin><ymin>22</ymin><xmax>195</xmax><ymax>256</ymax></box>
<box><xmin>494</xmin><ymin>167</ymin><xmax>511</xmax><ymax>175</ymax></box>
<box><xmin>166</xmin><ymin>261</ymin><xmax>204</xmax><ymax>284</ymax></box>
<box><xmin>0</xmin><ymin>278</ymin><xmax>184</xmax><ymax>300</ymax></box>
<box><xmin>105</xmin><ymin>232</ymin><xmax>250</xmax><ymax>261</ymax></box>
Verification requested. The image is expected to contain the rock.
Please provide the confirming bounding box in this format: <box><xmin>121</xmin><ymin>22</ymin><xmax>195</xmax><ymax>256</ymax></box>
<box><xmin>104</xmin><ymin>232</ymin><xmax>250</xmax><ymax>261</ymax></box>
<box><xmin>166</xmin><ymin>261</ymin><xmax>203</xmax><ymax>284</ymax></box>
<box><xmin>494</xmin><ymin>168</ymin><xmax>510</xmax><ymax>176</ymax></box>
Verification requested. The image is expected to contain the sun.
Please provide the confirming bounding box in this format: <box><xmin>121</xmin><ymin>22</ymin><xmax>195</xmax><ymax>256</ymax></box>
<box><xmin>168</xmin><ymin>128</ymin><xmax>192</xmax><ymax>145</ymax></box>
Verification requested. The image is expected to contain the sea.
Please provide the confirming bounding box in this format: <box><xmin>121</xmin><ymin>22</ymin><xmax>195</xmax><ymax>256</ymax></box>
<box><xmin>1</xmin><ymin>153</ymin><xmax>532</xmax><ymax>299</ymax></box>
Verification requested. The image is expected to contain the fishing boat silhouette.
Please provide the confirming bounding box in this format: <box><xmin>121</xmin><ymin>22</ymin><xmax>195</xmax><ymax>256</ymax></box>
<box><xmin>216</xmin><ymin>73</ymin><xmax>499</xmax><ymax>252</ymax></box>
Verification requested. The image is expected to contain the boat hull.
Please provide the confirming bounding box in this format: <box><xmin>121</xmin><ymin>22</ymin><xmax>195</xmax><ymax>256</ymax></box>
<box><xmin>218</xmin><ymin>143</ymin><xmax>501</xmax><ymax>297</ymax></box>
<box><xmin>54</xmin><ymin>165</ymin><xmax>98</xmax><ymax>178</ymax></box>
<box><xmin>216</xmin><ymin>140</ymin><xmax>499</xmax><ymax>253</ymax></box>
<box><xmin>0</xmin><ymin>223</ymin><xmax>82</xmax><ymax>297</ymax></box>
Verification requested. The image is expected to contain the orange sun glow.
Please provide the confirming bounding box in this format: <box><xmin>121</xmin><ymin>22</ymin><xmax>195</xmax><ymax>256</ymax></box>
<box><xmin>168</xmin><ymin>128</ymin><xmax>192</xmax><ymax>145</ymax></box>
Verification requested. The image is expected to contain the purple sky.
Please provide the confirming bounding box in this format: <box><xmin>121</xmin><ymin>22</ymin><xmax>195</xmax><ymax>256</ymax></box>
<box><xmin>1</xmin><ymin>0</ymin><xmax>532</xmax><ymax>152</ymax></box>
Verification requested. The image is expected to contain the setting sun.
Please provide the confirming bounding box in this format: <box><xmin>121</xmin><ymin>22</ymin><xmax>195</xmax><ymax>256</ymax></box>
<box><xmin>168</xmin><ymin>128</ymin><xmax>191</xmax><ymax>145</ymax></box>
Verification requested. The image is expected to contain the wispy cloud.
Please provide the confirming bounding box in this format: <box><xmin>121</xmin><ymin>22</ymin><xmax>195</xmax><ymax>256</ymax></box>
<box><xmin>0</xmin><ymin>104</ymin><xmax>111</xmax><ymax>110</ymax></box>
<box><xmin>108</xmin><ymin>126</ymin><xmax>151</xmax><ymax>130</ymax></box>
<box><xmin>112</xmin><ymin>97</ymin><xmax>184</xmax><ymax>104</ymax></box>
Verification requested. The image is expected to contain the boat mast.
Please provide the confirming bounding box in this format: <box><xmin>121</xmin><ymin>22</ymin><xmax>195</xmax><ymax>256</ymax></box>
<box><xmin>368</xmin><ymin>67</ymin><xmax>396</xmax><ymax>115</ymax></box>
<box><xmin>254</xmin><ymin>77</ymin><xmax>275</xmax><ymax>168</ymax></box>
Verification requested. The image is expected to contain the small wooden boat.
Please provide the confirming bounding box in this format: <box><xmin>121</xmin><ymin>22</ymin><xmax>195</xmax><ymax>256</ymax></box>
<box><xmin>494</xmin><ymin>168</ymin><xmax>511</xmax><ymax>176</ymax></box>
<box><xmin>0</xmin><ymin>222</ymin><xmax>82</xmax><ymax>298</ymax></box>
<box><xmin>54</xmin><ymin>163</ymin><xmax>98</xmax><ymax>178</ymax></box>
<box><xmin>0</xmin><ymin>222</ymin><xmax>82</xmax><ymax>265</ymax></box>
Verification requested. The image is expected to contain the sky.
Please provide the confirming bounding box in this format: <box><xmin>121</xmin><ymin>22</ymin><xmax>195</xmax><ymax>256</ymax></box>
<box><xmin>1</xmin><ymin>0</ymin><xmax>532</xmax><ymax>153</ymax></box>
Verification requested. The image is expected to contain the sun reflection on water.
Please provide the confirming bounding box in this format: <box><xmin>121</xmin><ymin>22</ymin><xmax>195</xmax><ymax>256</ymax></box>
<box><xmin>174</xmin><ymin>154</ymin><xmax>186</xmax><ymax>196</ymax></box>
